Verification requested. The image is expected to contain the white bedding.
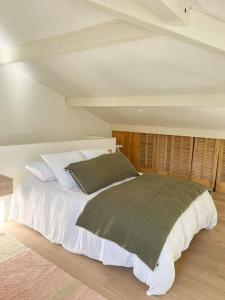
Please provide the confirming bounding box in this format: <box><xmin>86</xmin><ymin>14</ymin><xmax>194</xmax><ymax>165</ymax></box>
<box><xmin>9</xmin><ymin>175</ymin><xmax>217</xmax><ymax>296</ymax></box>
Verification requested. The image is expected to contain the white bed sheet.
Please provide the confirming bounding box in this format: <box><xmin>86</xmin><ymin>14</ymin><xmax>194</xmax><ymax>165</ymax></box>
<box><xmin>9</xmin><ymin>175</ymin><xmax>217</xmax><ymax>296</ymax></box>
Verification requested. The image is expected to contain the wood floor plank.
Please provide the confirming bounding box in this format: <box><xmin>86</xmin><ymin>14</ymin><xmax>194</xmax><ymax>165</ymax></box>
<box><xmin>1</xmin><ymin>192</ymin><xmax>225</xmax><ymax>299</ymax></box>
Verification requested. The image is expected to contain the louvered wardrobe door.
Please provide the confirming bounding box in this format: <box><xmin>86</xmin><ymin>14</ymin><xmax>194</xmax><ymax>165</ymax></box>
<box><xmin>139</xmin><ymin>133</ymin><xmax>157</xmax><ymax>172</ymax></box>
<box><xmin>216</xmin><ymin>140</ymin><xmax>225</xmax><ymax>192</ymax></box>
<box><xmin>169</xmin><ymin>136</ymin><xmax>194</xmax><ymax>179</ymax></box>
<box><xmin>155</xmin><ymin>135</ymin><xmax>170</xmax><ymax>175</ymax></box>
<box><xmin>191</xmin><ymin>138</ymin><xmax>220</xmax><ymax>189</ymax></box>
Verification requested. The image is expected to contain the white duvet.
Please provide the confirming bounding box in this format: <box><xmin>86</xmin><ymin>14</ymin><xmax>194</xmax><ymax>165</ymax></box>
<box><xmin>9</xmin><ymin>175</ymin><xmax>217</xmax><ymax>296</ymax></box>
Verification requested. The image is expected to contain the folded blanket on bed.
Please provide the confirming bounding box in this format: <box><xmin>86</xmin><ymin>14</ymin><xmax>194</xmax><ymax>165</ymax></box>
<box><xmin>76</xmin><ymin>173</ymin><xmax>208</xmax><ymax>270</ymax></box>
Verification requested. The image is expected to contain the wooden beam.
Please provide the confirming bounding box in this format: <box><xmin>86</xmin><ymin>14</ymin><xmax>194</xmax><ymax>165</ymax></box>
<box><xmin>67</xmin><ymin>94</ymin><xmax>225</xmax><ymax>107</ymax></box>
<box><xmin>0</xmin><ymin>19</ymin><xmax>151</xmax><ymax>65</ymax></box>
<box><xmin>86</xmin><ymin>0</ymin><xmax>225</xmax><ymax>56</ymax></box>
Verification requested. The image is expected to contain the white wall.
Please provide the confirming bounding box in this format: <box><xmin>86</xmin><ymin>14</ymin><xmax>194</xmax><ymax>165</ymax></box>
<box><xmin>0</xmin><ymin>66</ymin><xmax>111</xmax><ymax>146</ymax></box>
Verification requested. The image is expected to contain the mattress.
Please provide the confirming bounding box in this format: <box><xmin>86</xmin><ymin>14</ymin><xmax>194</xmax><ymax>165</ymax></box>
<box><xmin>9</xmin><ymin>175</ymin><xmax>217</xmax><ymax>296</ymax></box>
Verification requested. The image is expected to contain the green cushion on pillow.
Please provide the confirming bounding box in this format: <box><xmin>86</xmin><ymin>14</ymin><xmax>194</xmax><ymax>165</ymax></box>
<box><xmin>65</xmin><ymin>152</ymin><xmax>139</xmax><ymax>194</ymax></box>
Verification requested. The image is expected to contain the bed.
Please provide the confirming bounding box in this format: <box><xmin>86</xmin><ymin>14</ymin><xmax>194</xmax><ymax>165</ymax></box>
<box><xmin>9</xmin><ymin>172</ymin><xmax>217</xmax><ymax>296</ymax></box>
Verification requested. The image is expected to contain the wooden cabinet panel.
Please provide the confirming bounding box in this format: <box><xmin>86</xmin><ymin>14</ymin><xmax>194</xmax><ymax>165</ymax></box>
<box><xmin>191</xmin><ymin>138</ymin><xmax>220</xmax><ymax>188</ymax></box>
<box><xmin>216</xmin><ymin>140</ymin><xmax>225</xmax><ymax>192</ymax></box>
<box><xmin>112</xmin><ymin>131</ymin><xmax>129</xmax><ymax>156</ymax></box>
<box><xmin>139</xmin><ymin>133</ymin><xmax>157</xmax><ymax>172</ymax></box>
<box><xmin>139</xmin><ymin>134</ymin><xmax>170</xmax><ymax>174</ymax></box>
<box><xmin>112</xmin><ymin>131</ymin><xmax>140</xmax><ymax>169</ymax></box>
<box><xmin>112</xmin><ymin>130</ymin><xmax>125</xmax><ymax>148</ymax></box>
<box><xmin>113</xmin><ymin>130</ymin><xmax>223</xmax><ymax>191</ymax></box>
<box><xmin>123</xmin><ymin>132</ymin><xmax>132</xmax><ymax>158</ymax></box>
<box><xmin>155</xmin><ymin>135</ymin><xmax>171</xmax><ymax>175</ymax></box>
<box><xmin>169</xmin><ymin>136</ymin><xmax>194</xmax><ymax>179</ymax></box>
<box><xmin>129</xmin><ymin>132</ymin><xmax>140</xmax><ymax>169</ymax></box>
<box><xmin>112</xmin><ymin>131</ymin><xmax>128</xmax><ymax>156</ymax></box>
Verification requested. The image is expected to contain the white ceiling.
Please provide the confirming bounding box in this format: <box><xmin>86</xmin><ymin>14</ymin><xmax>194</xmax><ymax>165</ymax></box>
<box><xmin>14</xmin><ymin>35</ymin><xmax>225</xmax><ymax>97</ymax></box>
<box><xmin>0</xmin><ymin>0</ymin><xmax>115</xmax><ymax>48</ymax></box>
<box><xmin>195</xmin><ymin>0</ymin><xmax>225</xmax><ymax>20</ymax></box>
<box><xmin>86</xmin><ymin>107</ymin><xmax>225</xmax><ymax>130</ymax></box>
<box><xmin>1</xmin><ymin>0</ymin><xmax>225</xmax><ymax>133</ymax></box>
<box><xmin>1</xmin><ymin>0</ymin><xmax>225</xmax><ymax>98</ymax></box>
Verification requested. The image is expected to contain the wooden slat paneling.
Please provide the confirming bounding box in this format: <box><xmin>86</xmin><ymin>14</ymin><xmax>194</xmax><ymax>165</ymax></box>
<box><xmin>129</xmin><ymin>132</ymin><xmax>140</xmax><ymax>169</ymax></box>
<box><xmin>155</xmin><ymin>135</ymin><xmax>170</xmax><ymax>175</ymax></box>
<box><xmin>191</xmin><ymin>138</ymin><xmax>220</xmax><ymax>188</ymax></box>
<box><xmin>139</xmin><ymin>133</ymin><xmax>157</xmax><ymax>172</ymax></box>
<box><xmin>112</xmin><ymin>130</ymin><xmax>129</xmax><ymax>157</ymax></box>
<box><xmin>112</xmin><ymin>131</ymin><xmax>140</xmax><ymax>169</ymax></box>
<box><xmin>112</xmin><ymin>130</ymin><xmax>125</xmax><ymax>149</ymax></box>
<box><xmin>169</xmin><ymin>136</ymin><xmax>194</xmax><ymax>179</ymax></box>
<box><xmin>113</xmin><ymin>130</ymin><xmax>223</xmax><ymax>191</ymax></box>
<box><xmin>216</xmin><ymin>140</ymin><xmax>225</xmax><ymax>192</ymax></box>
<box><xmin>139</xmin><ymin>134</ymin><xmax>170</xmax><ymax>174</ymax></box>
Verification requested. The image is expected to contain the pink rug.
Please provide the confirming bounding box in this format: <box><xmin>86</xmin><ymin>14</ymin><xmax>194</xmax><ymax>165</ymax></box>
<box><xmin>0</xmin><ymin>233</ymin><xmax>106</xmax><ymax>300</ymax></box>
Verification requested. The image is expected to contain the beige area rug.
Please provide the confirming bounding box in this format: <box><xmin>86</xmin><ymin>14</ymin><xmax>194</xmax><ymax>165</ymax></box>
<box><xmin>0</xmin><ymin>233</ymin><xmax>106</xmax><ymax>300</ymax></box>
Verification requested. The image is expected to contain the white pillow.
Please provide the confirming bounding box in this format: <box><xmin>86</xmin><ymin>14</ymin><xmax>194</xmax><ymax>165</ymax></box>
<box><xmin>41</xmin><ymin>151</ymin><xmax>85</xmax><ymax>189</ymax></box>
<box><xmin>80</xmin><ymin>148</ymin><xmax>109</xmax><ymax>160</ymax></box>
<box><xmin>25</xmin><ymin>160</ymin><xmax>56</xmax><ymax>182</ymax></box>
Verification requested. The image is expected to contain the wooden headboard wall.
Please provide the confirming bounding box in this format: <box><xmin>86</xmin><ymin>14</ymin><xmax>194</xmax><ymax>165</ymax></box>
<box><xmin>112</xmin><ymin>130</ymin><xmax>225</xmax><ymax>193</ymax></box>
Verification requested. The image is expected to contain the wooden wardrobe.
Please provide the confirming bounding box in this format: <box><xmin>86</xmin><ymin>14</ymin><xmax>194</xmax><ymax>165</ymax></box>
<box><xmin>112</xmin><ymin>130</ymin><xmax>225</xmax><ymax>192</ymax></box>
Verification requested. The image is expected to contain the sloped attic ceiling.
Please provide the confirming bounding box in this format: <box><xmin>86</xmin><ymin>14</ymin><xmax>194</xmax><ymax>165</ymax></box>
<box><xmin>12</xmin><ymin>35</ymin><xmax>225</xmax><ymax>97</ymax></box>
<box><xmin>194</xmin><ymin>0</ymin><xmax>225</xmax><ymax>21</ymax></box>
<box><xmin>1</xmin><ymin>0</ymin><xmax>225</xmax><ymax>136</ymax></box>
<box><xmin>0</xmin><ymin>0</ymin><xmax>115</xmax><ymax>48</ymax></box>
<box><xmin>85</xmin><ymin>106</ymin><xmax>225</xmax><ymax>132</ymax></box>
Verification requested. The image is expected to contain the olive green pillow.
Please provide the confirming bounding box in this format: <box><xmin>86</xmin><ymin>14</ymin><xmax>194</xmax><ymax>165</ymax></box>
<box><xmin>65</xmin><ymin>152</ymin><xmax>139</xmax><ymax>194</ymax></box>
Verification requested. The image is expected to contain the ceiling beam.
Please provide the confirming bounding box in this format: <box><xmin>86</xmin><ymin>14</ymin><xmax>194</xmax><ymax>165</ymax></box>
<box><xmin>141</xmin><ymin>0</ymin><xmax>190</xmax><ymax>24</ymax></box>
<box><xmin>0</xmin><ymin>19</ymin><xmax>151</xmax><ymax>65</ymax></box>
<box><xmin>86</xmin><ymin>0</ymin><xmax>225</xmax><ymax>56</ymax></box>
<box><xmin>112</xmin><ymin>124</ymin><xmax>225</xmax><ymax>140</ymax></box>
<box><xmin>191</xmin><ymin>0</ymin><xmax>225</xmax><ymax>23</ymax></box>
<box><xmin>66</xmin><ymin>94</ymin><xmax>225</xmax><ymax>107</ymax></box>
<box><xmin>67</xmin><ymin>95</ymin><xmax>225</xmax><ymax>107</ymax></box>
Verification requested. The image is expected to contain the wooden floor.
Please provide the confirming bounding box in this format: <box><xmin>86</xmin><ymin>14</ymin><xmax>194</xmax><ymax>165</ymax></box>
<box><xmin>1</xmin><ymin>192</ymin><xmax>225</xmax><ymax>300</ymax></box>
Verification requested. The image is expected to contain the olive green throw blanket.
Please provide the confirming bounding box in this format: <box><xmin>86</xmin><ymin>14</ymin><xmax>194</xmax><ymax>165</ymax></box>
<box><xmin>76</xmin><ymin>173</ymin><xmax>208</xmax><ymax>270</ymax></box>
